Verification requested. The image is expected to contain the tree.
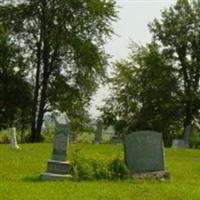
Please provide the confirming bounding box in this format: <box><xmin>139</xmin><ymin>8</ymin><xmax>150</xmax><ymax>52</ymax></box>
<box><xmin>100</xmin><ymin>43</ymin><xmax>181</xmax><ymax>145</ymax></box>
<box><xmin>149</xmin><ymin>0</ymin><xmax>200</xmax><ymax>137</ymax></box>
<box><xmin>0</xmin><ymin>25</ymin><xmax>32</xmax><ymax>131</ymax></box>
<box><xmin>132</xmin><ymin>44</ymin><xmax>181</xmax><ymax>145</ymax></box>
<box><xmin>99</xmin><ymin>56</ymin><xmax>139</xmax><ymax>137</ymax></box>
<box><xmin>1</xmin><ymin>0</ymin><xmax>117</xmax><ymax>142</ymax></box>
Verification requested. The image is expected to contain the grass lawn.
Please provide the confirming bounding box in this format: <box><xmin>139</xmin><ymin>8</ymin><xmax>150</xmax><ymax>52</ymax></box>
<box><xmin>1</xmin><ymin>143</ymin><xmax>200</xmax><ymax>200</ymax></box>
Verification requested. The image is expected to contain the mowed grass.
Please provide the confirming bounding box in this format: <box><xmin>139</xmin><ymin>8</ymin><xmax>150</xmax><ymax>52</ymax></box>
<box><xmin>1</xmin><ymin>144</ymin><xmax>200</xmax><ymax>200</ymax></box>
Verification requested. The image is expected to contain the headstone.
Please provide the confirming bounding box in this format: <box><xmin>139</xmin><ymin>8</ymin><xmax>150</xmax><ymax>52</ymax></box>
<box><xmin>93</xmin><ymin>119</ymin><xmax>102</xmax><ymax>144</ymax></box>
<box><xmin>10</xmin><ymin>127</ymin><xmax>20</xmax><ymax>149</ymax></box>
<box><xmin>41</xmin><ymin>112</ymin><xmax>72</xmax><ymax>180</ymax></box>
<box><xmin>171</xmin><ymin>139</ymin><xmax>186</xmax><ymax>148</ymax></box>
<box><xmin>183</xmin><ymin>125</ymin><xmax>191</xmax><ymax>147</ymax></box>
<box><xmin>110</xmin><ymin>135</ymin><xmax>122</xmax><ymax>144</ymax></box>
<box><xmin>124</xmin><ymin>131</ymin><xmax>165</xmax><ymax>174</ymax></box>
<box><xmin>171</xmin><ymin>125</ymin><xmax>191</xmax><ymax>148</ymax></box>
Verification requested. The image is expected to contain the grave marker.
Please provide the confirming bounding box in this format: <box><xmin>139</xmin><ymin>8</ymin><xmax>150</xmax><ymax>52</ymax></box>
<box><xmin>41</xmin><ymin>112</ymin><xmax>72</xmax><ymax>180</ymax></box>
<box><xmin>10</xmin><ymin>127</ymin><xmax>20</xmax><ymax>149</ymax></box>
<box><xmin>171</xmin><ymin>125</ymin><xmax>191</xmax><ymax>148</ymax></box>
<box><xmin>94</xmin><ymin>119</ymin><xmax>102</xmax><ymax>144</ymax></box>
<box><xmin>124</xmin><ymin>131</ymin><xmax>166</xmax><ymax>174</ymax></box>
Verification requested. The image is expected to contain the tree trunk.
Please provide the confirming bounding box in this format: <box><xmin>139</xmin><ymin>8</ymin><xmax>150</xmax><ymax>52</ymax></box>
<box><xmin>183</xmin><ymin>98</ymin><xmax>192</xmax><ymax>146</ymax></box>
<box><xmin>30</xmin><ymin>1</ymin><xmax>47</xmax><ymax>142</ymax></box>
<box><xmin>35</xmin><ymin>75</ymin><xmax>49</xmax><ymax>142</ymax></box>
<box><xmin>30</xmin><ymin>41</ymin><xmax>42</xmax><ymax>142</ymax></box>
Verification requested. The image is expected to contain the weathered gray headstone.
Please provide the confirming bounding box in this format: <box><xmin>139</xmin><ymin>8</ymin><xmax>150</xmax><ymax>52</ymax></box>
<box><xmin>41</xmin><ymin>112</ymin><xmax>72</xmax><ymax>180</ymax></box>
<box><xmin>171</xmin><ymin>139</ymin><xmax>186</xmax><ymax>148</ymax></box>
<box><xmin>10</xmin><ymin>127</ymin><xmax>20</xmax><ymax>149</ymax></box>
<box><xmin>110</xmin><ymin>135</ymin><xmax>122</xmax><ymax>144</ymax></box>
<box><xmin>124</xmin><ymin>131</ymin><xmax>165</xmax><ymax>174</ymax></box>
<box><xmin>183</xmin><ymin>125</ymin><xmax>191</xmax><ymax>147</ymax></box>
<box><xmin>171</xmin><ymin>125</ymin><xmax>191</xmax><ymax>148</ymax></box>
<box><xmin>94</xmin><ymin>119</ymin><xmax>102</xmax><ymax>144</ymax></box>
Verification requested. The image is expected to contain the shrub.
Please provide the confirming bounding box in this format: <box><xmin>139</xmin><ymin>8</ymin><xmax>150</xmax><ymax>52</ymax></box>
<box><xmin>109</xmin><ymin>158</ymin><xmax>129</xmax><ymax>179</ymax></box>
<box><xmin>190</xmin><ymin>131</ymin><xmax>200</xmax><ymax>149</ymax></box>
<box><xmin>70</xmin><ymin>148</ymin><xmax>128</xmax><ymax>181</ymax></box>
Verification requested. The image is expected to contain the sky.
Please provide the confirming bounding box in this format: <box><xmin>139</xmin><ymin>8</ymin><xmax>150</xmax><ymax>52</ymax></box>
<box><xmin>89</xmin><ymin>0</ymin><xmax>176</xmax><ymax>118</ymax></box>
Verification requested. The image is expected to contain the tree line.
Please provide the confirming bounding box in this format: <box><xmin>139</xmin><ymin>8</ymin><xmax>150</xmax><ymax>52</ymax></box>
<box><xmin>100</xmin><ymin>0</ymin><xmax>200</xmax><ymax>146</ymax></box>
<box><xmin>1</xmin><ymin>0</ymin><xmax>200</xmax><ymax>145</ymax></box>
<box><xmin>0</xmin><ymin>0</ymin><xmax>117</xmax><ymax>142</ymax></box>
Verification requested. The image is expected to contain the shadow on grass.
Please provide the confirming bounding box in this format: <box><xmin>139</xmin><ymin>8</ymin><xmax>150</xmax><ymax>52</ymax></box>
<box><xmin>23</xmin><ymin>176</ymin><xmax>42</xmax><ymax>182</ymax></box>
<box><xmin>23</xmin><ymin>175</ymin><xmax>72</xmax><ymax>182</ymax></box>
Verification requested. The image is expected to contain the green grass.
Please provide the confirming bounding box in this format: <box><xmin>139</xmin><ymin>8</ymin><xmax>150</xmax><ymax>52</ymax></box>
<box><xmin>1</xmin><ymin>144</ymin><xmax>200</xmax><ymax>200</ymax></box>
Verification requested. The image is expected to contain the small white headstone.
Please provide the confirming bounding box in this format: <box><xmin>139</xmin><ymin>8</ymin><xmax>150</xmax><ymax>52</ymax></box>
<box><xmin>10</xmin><ymin>127</ymin><xmax>20</xmax><ymax>149</ymax></box>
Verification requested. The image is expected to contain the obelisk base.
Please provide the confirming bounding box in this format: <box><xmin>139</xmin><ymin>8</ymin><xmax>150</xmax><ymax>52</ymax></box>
<box><xmin>41</xmin><ymin>160</ymin><xmax>72</xmax><ymax>180</ymax></box>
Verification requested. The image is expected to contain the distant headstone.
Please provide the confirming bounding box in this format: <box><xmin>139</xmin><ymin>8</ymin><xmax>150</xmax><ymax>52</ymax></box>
<box><xmin>110</xmin><ymin>135</ymin><xmax>122</xmax><ymax>144</ymax></box>
<box><xmin>124</xmin><ymin>131</ymin><xmax>165</xmax><ymax>174</ymax></box>
<box><xmin>171</xmin><ymin>139</ymin><xmax>186</xmax><ymax>148</ymax></box>
<box><xmin>93</xmin><ymin>119</ymin><xmax>102</xmax><ymax>144</ymax></box>
<box><xmin>41</xmin><ymin>112</ymin><xmax>72</xmax><ymax>180</ymax></box>
<box><xmin>10</xmin><ymin>127</ymin><xmax>20</xmax><ymax>149</ymax></box>
<box><xmin>183</xmin><ymin>125</ymin><xmax>191</xmax><ymax>147</ymax></box>
<box><xmin>171</xmin><ymin>125</ymin><xmax>191</xmax><ymax>148</ymax></box>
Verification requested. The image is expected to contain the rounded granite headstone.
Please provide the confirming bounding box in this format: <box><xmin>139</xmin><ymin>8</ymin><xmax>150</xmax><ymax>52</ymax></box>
<box><xmin>124</xmin><ymin>130</ymin><xmax>165</xmax><ymax>173</ymax></box>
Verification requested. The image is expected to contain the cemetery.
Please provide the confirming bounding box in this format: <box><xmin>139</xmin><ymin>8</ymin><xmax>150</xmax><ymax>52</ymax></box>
<box><xmin>1</xmin><ymin>0</ymin><xmax>200</xmax><ymax>199</ymax></box>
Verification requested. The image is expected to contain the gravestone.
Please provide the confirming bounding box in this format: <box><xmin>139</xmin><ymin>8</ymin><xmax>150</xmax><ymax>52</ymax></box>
<box><xmin>93</xmin><ymin>119</ymin><xmax>102</xmax><ymax>144</ymax></box>
<box><xmin>110</xmin><ymin>135</ymin><xmax>122</xmax><ymax>144</ymax></box>
<box><xmin>183</xmin><ymin>125</ymin><xmax>191</xmax><ymax>147</ymax></box>
<box><xmin>41</xmin><ymin>112</ymin><xmax>72</xmax><ymax>180</ymax></box>
<box><xmin>10</xmin><ymin>127</ymin><xmax>20</xmax><ymax>149</ymax></box>
<box><xmin>171</xmin><ymin>139</ymin><xmax>186</xmax><ymax>148</ymax></box>
<box><xmin>124</xmin><ymin>131</ymin><xmax>165</xmax><ymax>174</ymax></box>
<box><xmin>171</xmin><ymin>125</ymin><xmax>191</xmax><ymax>148</ymax></box>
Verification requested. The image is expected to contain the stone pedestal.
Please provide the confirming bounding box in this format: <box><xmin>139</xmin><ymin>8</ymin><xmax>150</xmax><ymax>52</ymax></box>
<box><xmin>41</xmin><ymin>112</ymin><xmax>72</xmax><ymax>180</ymax></box>
<box><xmin>41</xmin><ymin>160</ymin><xmax>71</xmax><ymax>180</ymax></box>
<box><xmin>41</xmin><ymin>172</ymin><xmax>72</xmax><ymax>180</ymax></box>
<box><xmin>10</xmin><ymin>127</ymin><xmax>20</xmax><ymax>149</ymax></box>
<box><xmin>130</xmin><ymin>171</ymin><xmax>170</xmax><ymax>180</ymax></box>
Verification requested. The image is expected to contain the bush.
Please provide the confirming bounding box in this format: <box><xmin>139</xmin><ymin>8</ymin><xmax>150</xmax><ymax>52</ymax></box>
<box><xmin>41</xmin><ymin>128</ymin><xmax>54</xmax><ymax>143</ymax></box>
<box><xmin>70</xmin><ymin>148</ymin><xmax>128</xmax><ymax>181</ymax></box>
<box><xmin>189</xmin><ymin>131</ymin><xmax>200</xmax><ymax>149</ymax></box>
<box><xmin>109</xmin><ymin>158</ymin><xmax>129</xmax><ymax>179</ymax></box>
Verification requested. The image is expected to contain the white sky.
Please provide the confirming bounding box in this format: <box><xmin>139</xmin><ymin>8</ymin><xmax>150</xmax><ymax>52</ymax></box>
<box><xmin>89</xmin><ymin>0</ymin><xmax>176</xmax><ymax>118</ymax></box>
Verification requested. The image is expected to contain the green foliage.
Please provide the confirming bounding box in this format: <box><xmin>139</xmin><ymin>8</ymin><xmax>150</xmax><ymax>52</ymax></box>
<box><xmin>189</xmin><ymin>129</ymin><xmax>200</xmax><ymax>148</ymax></box>
<box><xmin>101</xmin><ymin>1</ymin><xmax>200</xmax><ymax>145</ymax></box>
<box><xmin>109</xmin><ymin>158</ymin><xmax>129</xmax><ymax>179</ymax></box>
<box><xmin>150</xmin><ymin>0</ymin><xmax>200</xmax><ymax>134</ymax></box>
<box><xmin>0</xmin><ymin>25</ymin><xmax>32</xmax><ymax>130</ymax></box>
<box><xmin>100</xmin><ymin>43</ymin><xmax>181</xmax><ymax>146</ymax></box>
<box><xmin>0</xmin><ymin>0</ymin><xmax>117</xmax><ymax>141</ymax></box>
<box><xmin>0</xmin><ymin>129</ymin><xmax>32</xmax><ymax>144</ymax></box>
<box><xmin>70</xmin><ymin>147</ymin><xmax>127</xmax><ymax>180</ymax></box>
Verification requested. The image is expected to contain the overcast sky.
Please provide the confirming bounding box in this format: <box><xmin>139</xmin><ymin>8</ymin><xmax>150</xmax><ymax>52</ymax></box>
<box><xmin>90</xmin><ymin>0</ymin><xmax>176</xmax><ymax>118</ymax></box>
